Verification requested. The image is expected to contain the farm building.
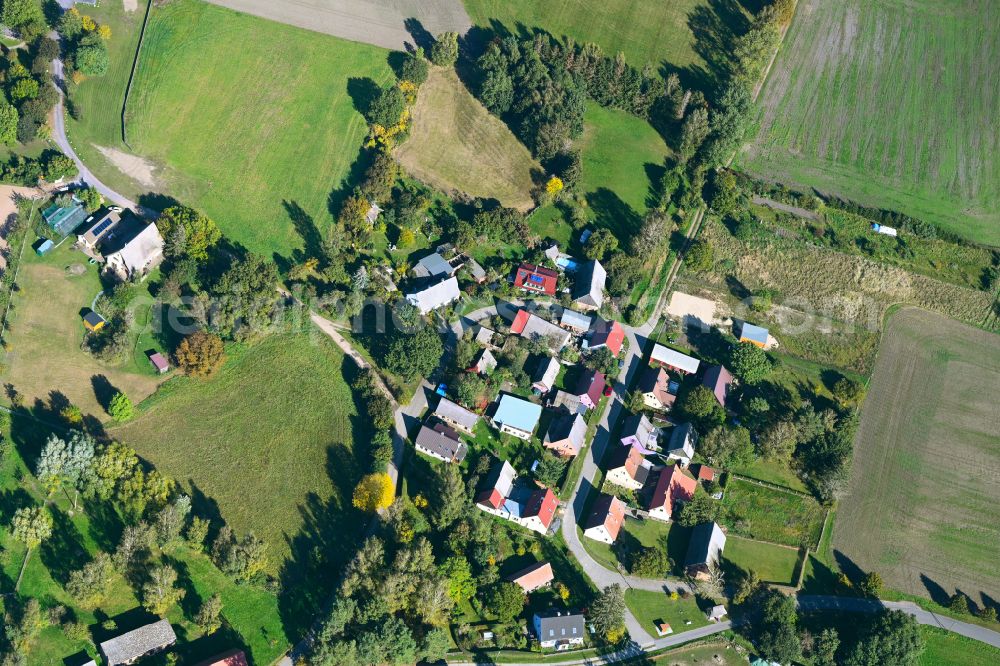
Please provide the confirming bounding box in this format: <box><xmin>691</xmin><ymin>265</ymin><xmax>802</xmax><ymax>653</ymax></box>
<box><xmin>405</xmin><ymin>276</ymin><xmax>460</xmax><ymax>314</ymax></box>
<box><xmin>514</xmin><ymin>262</ymin><xmax>559</xmax><ymax>296</ymax></box>
<box><xmin>543</xmin><ymin>413</ymin><xmax>587</xmax><ymax>457</ymax></box>
<box><xmin>83</xmin><ymin>311</ymin><xmax>106</xmax><ymax>332</ymax></box>
<box><xmin>559</xmin><ymin>308</ymin><xmax>593</xmax><ymax>333</ymax></box>
<box><xmin>605</xmin><ymin>444</ymin><xmax>652</xmax><ymax>491</ymax></box>
<box><xmin>195</xmin><ymin>650</ymin><xmax>249</xmax><ymax>666</ymax></box>
<box><xmin>572</xmin><ymin>259</ymin><xmax>606</xmax><ymax>310</ymax></box>
<box><xmin>702</xmin><ymin>365</ymin><xmax>734</xmax><ymax>407</ymax></box>
<box><xmin>571</xmin><ymin>369</ymin><xmax>606</xmax><ymax>410</ymax></box>
<box><xmin>647</xmin><ymin>465</ymin><xmax>697</xmax><ymax>522</ymax></box>
<box><xmin>586</xmin><ymin>319</ymin><xmax>625</xmax><ymax>356</ymax></box>
<box><xmin>491</xmin><ymin>394</ymin><xmax>543</xmax><ymax>440</ymax></box>
<box><xmin>531</xmin><ymin>356</ymin><xmax>561</xmax><ymax>394</ymax></box>
<box><xmin>533</xmin><ymin>611</ymin><xmax>585</xmax><ymax>650</ymax></box>
<box><xmin>100</xmin><ymin>619</ymin><xmax>176</xmax><ymax>666</ymax></box>
<box><xmin>620</xmin><ymin>413</ymin><xmax>660</xmax><ymax>454</ymax></box>
<box><xmin>684</xmin><ymin>521</ymin><xmax>726</xmax><ymax>580</ymax></box>
<box><xmin>666</xmin><ymin>422</ymin><xmax>697</xmax><ymax>466</ymax></box>
<box><xmin>583</xmin><ymin>493</ymin><xmax>626</xmax><ymax>544</ymax></box>
<box><xmin>637</xmin><ymin>366</ymin><xmax>678</xmax><ymax>411</ymax></box>
<box><xmin>103</xmin><ymin>222</ymin><xmax>165</xmax><ymax>281</ymax></box>
<box><xmin>414</xmin><ymin>250</ymin><xmax>457</xmax><ymax>279</ymax></box>
<box><xmin>650</xmin><ymin>344</ymin><xmax>700</xmax><ymax>374</ymax></box>
<box><xmin>147</xmin><ymin>352</ymin><xmax>170</xmax><ymax>374</ymax></box>
<box><xmin>414</xmin><ymin>422</ymin><xmax>468</xmax><ymax>463</ymax></box>
<box><xmin>475</xmin><ymin>325</ymin><xmax>497</xmax><ymax>348</ymax></box>
<box><xmin>434</xmin><ymin>397</ymin><xmax>479</xmax><ymax>434</ymax></box>
<box><xmin>507</xmin><ymin>561</ymin><xmax>554</xmax><ymax>593</ymax></box>
<box><xmin>509</xmin><ymin>309</ymin><xmax>572</xmax><ymax>351</ymax></box>
<box><xmin>738</xmin><ymin>322</ymin><xmax>769</xmax><ymax>348</ymax></box>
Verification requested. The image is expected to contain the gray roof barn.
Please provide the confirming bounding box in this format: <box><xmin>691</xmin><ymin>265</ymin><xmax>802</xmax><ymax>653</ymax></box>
<box><xmin>560</xmin><ymin>308</ymin><xmax>593</xmax><ymax>331</ymax></box>
<box><xmin>414</xmin><ymin>251</ymin><xmax>455</xmax><ymax>278</ymax></box>
<box><xmin>572</xmin><ymin>259</ymin><xmax>606</xmax><ymax>309</ymax></box>
<box><xmin>406</xmin><ymin>276</ymin><xmax>460</xmax><ymax>314</ymax></box>
<box><xmin>415</xmin><ymin>423</ymin><xmax>468</xmax><ymax>463</ymax></box>
<box><xmin>100</xmin><ymin>619</ymin><xmax>176</xmax><ymax>666</ymax></box>
<box><xmin>684</xmin><ymin>521</ymin><xmax>727</xmax><ymax>572</ymax></box>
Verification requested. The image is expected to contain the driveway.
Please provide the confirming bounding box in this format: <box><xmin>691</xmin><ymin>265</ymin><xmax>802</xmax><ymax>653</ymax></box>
<box><xmin>202</xmin><ymin>0</ymin><xmax>472</xmax><ymax>51</ymax></box>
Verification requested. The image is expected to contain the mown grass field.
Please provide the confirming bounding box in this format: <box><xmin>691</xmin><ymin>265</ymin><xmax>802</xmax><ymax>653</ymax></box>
<box><xmin>835</xmin><ymin>308</ymin><xmax>1000</xmax><ymax>605</ymax></box>
<box><xmin>723</xmin><ymin>536</ymin><xmax>801</xmax><ymax>586</ymax></box>
<box><xmin>3</xmin><ymin>242</ymin><xmax>164</xmax><ymax>418</ymax></box>
<box><xmin>113</xmin><ymin>330</ymin><xmax>368</xmax><ymax>570</ymax></box>
<box><xmin>124</xmin><ymin>0</ymin><xmax>394</xmax><ymax>256</ymax></box>
<box><xmin>742</xmin><ymin>0</ymin><xmax>1000</xmax><ymax>245</ymax></box>
<box><xmin>463</xmin><ymin>0</ymin><xmax>711</xmax><ymax>70</ymax></box>
<box><xmin>624</xmin><ymin>589</ymin><xmax>708</xmax><ymax>638</ymax></box>
<box><xmin>919</xmin><ymin>626</ymin><xmax>1000</xmax><ymax>665</ymax></box>
<box><xmin>395</xmin><ymin>67</ymin><xmax>538</xmax><ymax>210</ymax></box>
<box><xmin>722</xmin><ymin>478</ymin><xmax>825</xmax><ymax>549</ymax></box>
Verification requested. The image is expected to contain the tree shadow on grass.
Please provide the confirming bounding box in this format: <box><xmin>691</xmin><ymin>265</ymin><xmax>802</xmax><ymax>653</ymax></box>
<box><xmin>586</xmin><ymin>188</ymin><xmax>642</xmax><ymax>245</ymax></box>
<box><xmin>188</xmin><ymin>481</ymin><xmax>226</xmax><ymax>549</ymax></box>
<box><xmin>402</xmin><ymin>17</ymin><xmax>434</xmax><ymax>53</ymax></box>
<box><xmin>644</xmin><ymin>162</ymin><xmax>667</xmax><ymax>210</ymax></box>
<box><xmin>40</xmin><ymin>506</ymin><xmax>90</xmax><ymax>586</ymax></box>
<box><xmin>327</xmin><ymin>144</ymin><xmax>373</xmax><ymax>223</ymax></box>
<box><xmin>90</xmin><ymin>374</ymin><xmax>120</xmax><ymax>414</ymax></box>
<box><xmin>346</xmin><ymin>77</ymin><xmax>381</xmax><ymax>119</ymax></box>
<box><xmin>920</xmin><ymin>573</ymin><xmax>951</xmax><ymax>606</ymax></box>
<box><xmin>84</xmin><ymin>497</ymin><xmax>126</xmax><ymax>553</ymax></box>
<box><xmin>282</xmin><ymin>200</ymin><xmax>323</xmax><ymax>264</ymax></box>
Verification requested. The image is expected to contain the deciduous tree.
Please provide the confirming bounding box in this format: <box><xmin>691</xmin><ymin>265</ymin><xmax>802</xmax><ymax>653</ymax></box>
<box><xmin>156</xmin><ymin>206</ymin><xmax>221</xmax><ymax>260</ymax></box>
<box><xmin>142</xmin><ymin>564</ymin><xmax>185</xmax><ymax>615</ymax></box>
<box><xmin>108</xmin><ymin>391</ymin><xmax>134</xmax><ymax>422</ymax></box>
<box><xmin>730</xmin><ymin>342</ymin><xmax>771</xmax><ymax>384</ymax></box>
<box><xmin>353</xmin><ymin>472</ymin><xmax>394</xmax><ymax>512</ymax></box>
<box><xmin>430</xmin><ymin>32</ymin><xmax>459</xmax><ymax>66</ymax></box>
<box><xmin>174</xmin><ymin>331</ymin><xmax>225</xmax><ymax>377</ymax></box>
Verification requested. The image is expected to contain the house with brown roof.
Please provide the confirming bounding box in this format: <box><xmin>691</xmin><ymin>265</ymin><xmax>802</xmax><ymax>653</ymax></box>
<box><xmin>195</xmin><ymin>650</ymin><xmax>249</xmax><ymax>666</ymax></box>
<box><xmin>647</xmin><ymin>465</ymin><xmax>698</xmax><ymax>522</ymax></box>
<box><xmin>572</xmin><ymin>369</ymin><xmax>606</xmax><ymax>410</ymax></box>
<box><xmin>507</xmin><ymin>561</ymin><xmax>554</xmax><ymax>593</ymax></box>
<box><xmin>414</xmin><ymin>422</ymin><xmax>468</xmax><ymax>464</ymax></box>
<box><xmin>604</xmin><ymin>444</ymin><xmax>652</xmax><ymax>491</ymax></box>
<box><xmin>543</xmin><ymin>413</ymin><xmax>587</xmax><ymax>457</ymax></box>
<box><xmin>637</xmin><ymin>366</ymin><xmax>678</xmax><ymax>411</ymax></box>
<box><xmin>582</xmin><ymin>494</ymin><xmax>626</xmax><ymax>544</ymax></box>
<box><xmin>702</xmin><ymin>364</ymin><xmax>734</xmax><ymax>407</ymax></box>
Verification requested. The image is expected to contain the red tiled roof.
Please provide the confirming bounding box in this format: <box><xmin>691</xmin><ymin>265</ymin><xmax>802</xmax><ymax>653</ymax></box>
<box><xmin>511</xmin><ymin>309</ymin><xmax>531</xmax><ymax>335</ymax></box>
<box><xmin>702</xmin><ymin>365</ymin><xmax>734</xmax><ymax>407</ymax></box>
<box><xmin>523</xmin><ymin>488</ymin><xmax>558</xmax><ymax>528</ymax></box>
<box><xmin>648</xmin><ymin>466</ymin><xmax>697</xmax><ymax>516</ymax></box>
<box><xmin>196</xmin><ymin>650</ymin><xmax>249</xmax><ymax>666</ymax></box>
<box><xmin>608</xmin><ymin>444</ymin><xmax>644</xmax><ymax>480</ymax></box>
<box><xmin>477</xmin><ymin>488</ymin><xmax>504</xmax><ymax>510</ymax></box>
<box><xmin>696</xmin><ymin>464</ymin><xmax>716</xmax><ymax>481</ymax></box>
<box><xmin>574</xmin><ymin>370</ymin><xmax>606</xmax><ymax>404</ymax></box>
<box><xmin>591</xmin><ymin>320</ymin><xmax>625</xmax><ymax>356</ymax></box>
<box><xmin>507</xmin><ymin>561</ymin><xmax>554</xmax><ymax>592</ymax></box>
<box><xmin>601</xmin><ymin>495</ymin><xmax>626</xmax><ymax>540</ymax></box>
<box><xmin>514</xmin><ymin>263</ymin><xmax>558</xmax><ymax>296</ymax></box>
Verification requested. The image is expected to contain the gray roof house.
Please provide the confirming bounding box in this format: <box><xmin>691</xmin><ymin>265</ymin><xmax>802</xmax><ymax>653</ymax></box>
<box><xmin>533</xmin><ymin>611</ymin><xmax>586</xmax><ymax>649</ymax></box>
<box><xmin>550</xmin><ymin>389</ymin><xmax>585</xmax><ymax>415</ymax></box>
<box><xmin>469</xmin><ymin>348</ymin><xmax>497</xmax><ymax>375</ymax></box>
<box><xmin>475</xmin><ymin>325</ymin><xmax>497</xmax><ymax>347</ymax></box>
<box><xmin>414</xmin><ymin>422</ymin><xmax>468</xmax><ymax>464</ymax></box>
<box><xmin>572</xmin><ymin>259</ymin><xmax>606</xmax><ymax>310</ymax></box>
<box><xmin>103</xmin><ymin>222</ymin><xmax>165</xmax><ymax>281</ymax></box>
<box><xmin>434</xmin><ymin>397</ymin><xmax>480</xmax><ymax>434</ymax></box>
<box><xmin>531</xmin><ymin>356</ymin><xmax>561</xmax><ymax>393</ymax></box>
<box><xmin>559</xmin><ymin>308</ymin><xmax>593</xmax><ymax>333</ymax></box>
<box><xmin>666</xmin><ymin>422</ymin><xmax>697</xmax><ymax>466</ymax></box>
<box><xmin>414</xmin><ymin>251</ymin><xmax>456</xmax><ymax>279</ymax></box>
<box><xmin>684</xmin><ymin>521</ymin><xmax>727</xmax><ymax>580</ymax></box>
<box><xmin>406</xmin><ymin>276</ymin><xmax>460</xmax><ymax>314</ymax></box>
<box><xmin>100</xmin><ymin>619</ymin><xmax>177</xmax><ymax>666</ymax></box>
<box><xmin>543</xmin><ymin>413</ymin><xmax>587</xmax><ymax>457</ymax></box>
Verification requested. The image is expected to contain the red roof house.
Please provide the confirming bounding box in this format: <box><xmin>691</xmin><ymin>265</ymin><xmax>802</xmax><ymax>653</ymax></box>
<box><xmin>195</xmin><ymin>650</ymin><xmax>249</xmax><ymax>666</ymax></box>
<box><xmin>582</xmin><ymin>494</ymin><xmax>626</xmax><ymax>544</ymax></box>
<box><xmin>695</xmin><ymin>464</ymin><xmax>716</xmax><ymax>482</ymax></box>
<box><xmin>589</xmin><ymin>320</ymin><xmax>625</xmax><ymax>356</ymax></box>
<box><xmin>702</xmin><ymin>365</ymin><xmax>734</xmax><ymax>407</ymax></box>
<box><xmin>514</xmin><ymin>263</ymin><xmax>559</xmax><ymax>296</ymax></box>
<box><xmin>647</xmin><ymin>466</ymin><xmax>698</xmax><ymax>522</ymax></box>
<box><xmin>522</xmin><ymin>488</ymin><xmax>559</xmax><ymax>532</ymax></box>
<box><xmin>573</xmin><ymin>370</ymin><xmax>606</xmax><ymax>410</ymax></box>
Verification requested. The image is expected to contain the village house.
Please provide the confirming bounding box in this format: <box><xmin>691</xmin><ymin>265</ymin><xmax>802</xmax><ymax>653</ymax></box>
<box><xmin>647</xmin><ymin>465</ymin><xmax>697</xmax><ymax>522</ymax></box>
<box><xmin>685</xmin><ymin>521</ymin><xmax>727</xmax><ymax>581</ymax></box>
<box><xmin>475</xmin><ymin>325</ymin><xmax>498</xmax><ymax>348</ymax></box>
<box><xmin>491</xmin><ymin>394</ymin><xmax>543</xmax><ymax>440</ymax></box>
<box><xmin>619</xmin><ymin>413</ymin><xmax>660</xmax><ymax>454</ymax></box>
<box><xmin>559</xmin><ymin>308</ymin><xmax>593</xmax><ymax>333</ymax></box>
<box><xmin>405</xmin><ymin>276</ymin><xmax>460</xmax><ymax>314</ymax></box>
<box><xmin>532</xmin><ymin>356</ymin><xmax>561</xmax><ymax>394</ymax></box>
<box><xmin>76</xmin><ymin>208</ymin><xmax>122</xmax><ymax>253</ymax></box>
<box><xmin>514</xmin><ymin>262</ymin><xmax>559</xmax><ymax>296</ymax></box>
<box><xmin>572</xmin><ymin>259</ymin><xmax>606</xmax><ymax>311</ymax></box>
<box><xmin>510</xmin><ymin>309</ymin><xmax>572</xmax><ymax>351</ymax></box>
<box><xmin>738</xmin><ymin>322</ymin><xmax>769</xmax><ymax>348</ymax></box>
<box><xmin>586</xmin><ymin>319</ymin><xmax>625</xmax><ymax>356</ymax></box>
<box><xmin>550</xmin><ymin>389</ymin><xmax>584</xmax><ymax>415</ymax></box>
<box><xmin>666</xmin><ymin>422</ymin><xmax>697</xmax><ymax>466</ymax></box>
<box><xmin>434</xmin><ymin>397</ymin><xmax>480</xmax><ymax>435</ymax></box>
<box><xmin>476</xmin><ymin>460</ymin><xmax>517</xmax><ymax>517</ymax></box>
<box><xmin>414</xmin><ymin>422</ymin><xmax>468</xmax><ymax>464</ymax></box>
<box><xmin>195</xmin><ymin>650</ymin><xmax>249</xmax><ymax>666</ymax></box>
<box><xmin>413</xmin><ymin>250</ymin><xmax>458</xmax><ymax>279</ymax></box>
<box><xmin>103</xmin><ymin>221</ymin><xmax>165</xmax><ymax>281</ymax></box>
<box><xmin>507</xmin><ymin>561</ymin><xmax>554</xmax><ymax>593</ymax></box>
<box><xmin>475</xmin><ymin>461</ymin><xmax>558</xmax><ymax>534</ymax></box>
<box><xmin>707</xmin><ymin>605</ymin><xmax>728</xmax><ymax>622</ymax></box>
<box><xmin>604</xmin><ymin>444</ymin><xmax>652</xmax><ymax>491</ymax></box>
<box><xmin>637</xmin><ymin>366</ymin><xmax>678</xmax><ymax>411</ymax></box>
<box><xmin>572</xmin><ymin>369</ymin><xmax>606</xmax><ymax>410</ymax></box>
<box><xmin>702</xmin><ymin>364</ymin><xmax>734</xmax><ymax>407</ymax></box>
<box><xmin>582</xmin><ymin>494</ymin><xmax>626</xmax><ymax>544</ymax></box>
<box><xmin>468</xmin><ymin>348</ymin><xmax>497</xmax><ymax>375</ymax></box>
<box><xmin>100</xmin><ymin>619</ymin><xmax>176</xmax><ymax>666</ymax></box>
<box><xmin>543</xmin><ymin>413</ymin><xmax>587</xmax><ymax>457</ymax></box>
<box><xmin>650</xmin><ymin>344</ymin><xmax>701</xmax><ymax>375</ymax></box>
<box><xmin>533</xmin><ymin>611</ymin><xmax>586</xmax><ymax>650</ymax></box>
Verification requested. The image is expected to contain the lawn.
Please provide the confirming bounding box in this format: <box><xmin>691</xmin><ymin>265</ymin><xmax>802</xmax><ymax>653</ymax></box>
<box><xmin>722</xmin><ymin>536</ymin><xmax>801</xmax><ymax>586</ymax></box>
<box><xmin>919</xmin><ymin>626</ymin><xmax>1000</xmax><ymax>666</ymax></box>
<box><xmin>120</xmin><ymin>0</ymin><xmax>396</xmax><ymax>256</ymax></box>
<box><xmin>741</xmin><ymin>0</ymin><xmax>1000</xmax><ymax>245</ymax></box>
<box><xmin>624</xmin><ymin>589</ymin><xmax>709</xmax><ymax>638</ymax></box>
<box><xmin>3</xmin><ymin>241</ymin><xmax>165</xmax><ymax>418</ymax></box>
<box><xmin>722</xmin><ymin>478</ymin><xmax>825</xmax><ymax>549</ymax></box>
<box><xmin>463</xmin><ymin>0</ymin><xmax>715</xmax><ymax>71</ymax></box>
<box><xmin>112</xmin><ymin>329</ymin><xmax>369</xmax><ymax>571</ymax></box>
<box><xmin>395</xmin><ymin>67</ymin><xmax>539</xmax><ymax>211</ymax></box>
<box><xmin>835</xmin><ymin>307</ymin><xmax>1000</xmax><ymax>606</ymax></box>
<box><xmin>579</xmin><ymin>103</ymin><xmax>671</xmax><ymax>240</ymax></box>
<box><xmin>645</xmin><ymin>642</ymin><xmax>746</xmax><ymax>665</ymax></box>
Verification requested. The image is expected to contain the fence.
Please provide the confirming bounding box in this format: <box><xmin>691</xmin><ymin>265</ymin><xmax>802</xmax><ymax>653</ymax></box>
<box><xmin>121</xmin><ymin>0</ymin><xmax>155</xmax><ymax>148</ymax></box>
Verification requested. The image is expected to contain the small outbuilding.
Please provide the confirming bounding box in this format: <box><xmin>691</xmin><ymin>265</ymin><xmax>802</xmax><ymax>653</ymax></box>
<box><xmin>148</xmin><ymin>352</ymin><xmax>169</xmax><ymax>374</ymax></box>
<box><xmin>83</xmin><ymin>311</ymin><xmax>106</xmax><ymax>332</ymax></box>
<box><xmin>34</xmin><ymin>238</ymin><xmax>55</xmax><ymax>256</ymax></box>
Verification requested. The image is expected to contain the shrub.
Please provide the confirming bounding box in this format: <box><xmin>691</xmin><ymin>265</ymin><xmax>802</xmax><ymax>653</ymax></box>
<box><xmin>107</xmin><ymin>392</ymin><xmax>134</xmax><ymax>422</ymax></box>
<box><xmin>430</xmin><ymin>32</ymin><xmax>459</xmax><ymax>66</ymax></box>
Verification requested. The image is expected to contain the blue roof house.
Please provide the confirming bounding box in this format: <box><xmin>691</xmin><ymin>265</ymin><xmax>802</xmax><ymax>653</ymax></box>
<box><xmin>492</xmin><ymin>394</ymin><xmax>543</xmax><ymax>440</ymax></box>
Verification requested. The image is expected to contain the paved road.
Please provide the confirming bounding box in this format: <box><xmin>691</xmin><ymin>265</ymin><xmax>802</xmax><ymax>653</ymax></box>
<box><xmin>202</xmin><ymin>0</ymin><xmax>471</xmax><ymax>51</ymax></box>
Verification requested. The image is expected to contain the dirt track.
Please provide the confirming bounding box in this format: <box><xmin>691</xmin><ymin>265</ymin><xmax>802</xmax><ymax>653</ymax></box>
<box><xmin>202</xmin><ymin>0</ymin><xmax>471</xmax><ymax>51</ymax></box>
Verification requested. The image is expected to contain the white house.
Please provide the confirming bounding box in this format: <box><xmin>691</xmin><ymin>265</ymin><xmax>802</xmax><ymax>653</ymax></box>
<box><xmin>405</xmin><ymin>276</ymin><xmax>460</xmax><ymax>314</ymax></box>
<box><xmin>103</xmin><ymin>222</ymin><xmax>165</xmax><ymax>281</ymax></box>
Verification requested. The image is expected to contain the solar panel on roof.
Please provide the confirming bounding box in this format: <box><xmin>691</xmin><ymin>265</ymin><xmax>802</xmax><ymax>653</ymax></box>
<box><xmin>529</xmin><ymin>275</ymin><xmax>545</xmax><ymax>284</ymax></box>
<box><xmin>90</xmin><ymin>217</ymin><xmax>116</xmax><ymax>237</ymax></box>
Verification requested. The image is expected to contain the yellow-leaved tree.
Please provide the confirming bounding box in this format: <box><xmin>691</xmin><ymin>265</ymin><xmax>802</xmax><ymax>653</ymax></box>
<box><xmin>545</xmin><ymin>176</ymin><xmax>564</xmax><ymax>195</ymax></box>
<box><xmin>353</xmin><ymin>473</ymin><xmax>393</xmax><ymax>512</ymax></box>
